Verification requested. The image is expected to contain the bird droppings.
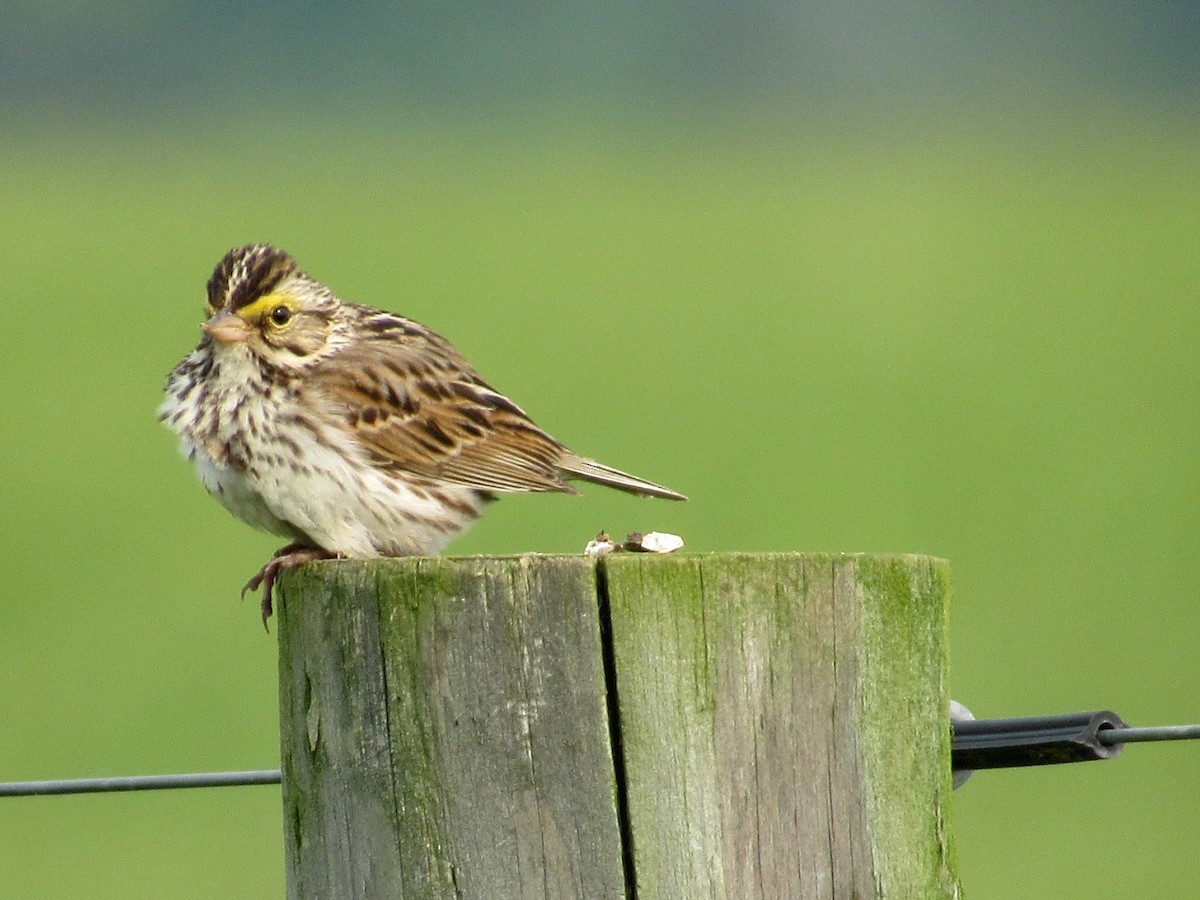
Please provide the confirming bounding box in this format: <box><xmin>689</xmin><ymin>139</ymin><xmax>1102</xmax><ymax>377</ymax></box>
<box><xmin>583</xmin><ymin>530</ymin><xmax>684</xmax><ymax>555</ymax></box>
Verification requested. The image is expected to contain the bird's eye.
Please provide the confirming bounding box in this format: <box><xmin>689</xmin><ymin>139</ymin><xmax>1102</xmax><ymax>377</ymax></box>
<box><xmin>270</xmin><ymin>305</ymin><xmax>292</xmax><ymax>326</ymax></box>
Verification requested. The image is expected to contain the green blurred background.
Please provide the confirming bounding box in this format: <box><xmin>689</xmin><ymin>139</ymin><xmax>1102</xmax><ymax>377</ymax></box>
<box><xmin>2</xmin><ymin>4</ymin><xmax>1198</xmax><ymax>897</ymax></box>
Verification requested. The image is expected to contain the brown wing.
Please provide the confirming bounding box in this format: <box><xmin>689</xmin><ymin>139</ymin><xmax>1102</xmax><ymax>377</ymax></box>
<box><xmin>305</xmin><ymin>317</ymin><xmax>578</xmax><ymax>494</ymax></box>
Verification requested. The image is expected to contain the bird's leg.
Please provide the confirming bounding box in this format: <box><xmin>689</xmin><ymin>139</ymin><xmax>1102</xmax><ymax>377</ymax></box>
<box><xmin>243</xmin><ymin>544</ymin><xmax>338</xmax><ymax>630</ymax></box>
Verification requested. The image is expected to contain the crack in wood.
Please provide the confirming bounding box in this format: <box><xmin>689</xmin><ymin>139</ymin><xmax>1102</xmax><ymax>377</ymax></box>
<box><xmin>596</xmin><ymin>559</ymin><xmax>639</xmax><ymax>900</ymax></box>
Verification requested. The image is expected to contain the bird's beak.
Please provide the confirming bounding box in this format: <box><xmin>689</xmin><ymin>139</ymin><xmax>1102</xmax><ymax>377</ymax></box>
<box><xmin>202</xmin><ymin>309</ymin><xmax>252</xmax><ymax>344</ymax></box>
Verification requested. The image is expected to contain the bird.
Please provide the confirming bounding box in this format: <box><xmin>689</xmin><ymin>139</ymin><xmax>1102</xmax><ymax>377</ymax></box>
<box><xmin>159</xmin><ymin>244</ymin><xmax>685</xmax><ymax>626</ymax></box>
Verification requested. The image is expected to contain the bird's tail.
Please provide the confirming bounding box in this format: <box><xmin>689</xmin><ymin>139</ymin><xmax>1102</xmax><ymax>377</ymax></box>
<box><xmin>559</xmin><ymin>455</ymin><xmax>687</xmax><ymax>501</ymax></box>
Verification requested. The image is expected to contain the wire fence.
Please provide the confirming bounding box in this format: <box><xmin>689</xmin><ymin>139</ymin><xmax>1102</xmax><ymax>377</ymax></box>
<box><xmin>0</xmin><ymin>769</ymin><xmax>281</xmax><ymax>797</ymax></box>
<box><xmin>2</xmin><ymin>715</ymin><xmax>1197</xmax><ymax>798</ymax></box>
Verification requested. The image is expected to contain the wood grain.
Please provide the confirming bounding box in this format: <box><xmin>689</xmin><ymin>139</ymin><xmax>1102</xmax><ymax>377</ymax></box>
<box><xmin>278</xmin><ymin>556</ymin><xmax>625</xmax><ymax>900</ymax></box>
<box><xmin>602</xmin><ymin>553</ymin><xmax>959</xmax><ymax>899</ymax></box>
<box><xmin>277</xmin><ymin>553</ymin><xmax>960</xmax><ymax>899</ymax></box>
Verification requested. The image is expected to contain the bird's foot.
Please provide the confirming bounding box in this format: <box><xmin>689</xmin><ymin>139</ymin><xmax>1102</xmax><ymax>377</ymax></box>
<box><xmin>242</xmin><ymin>544</ymin><xmax>337</xmax><ymax>631</ymax></box>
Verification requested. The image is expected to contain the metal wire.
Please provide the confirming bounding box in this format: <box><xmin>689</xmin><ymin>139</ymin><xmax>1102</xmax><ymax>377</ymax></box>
<box><xmin>1097</xmin><ymin>724</ymin><xmax>1200</xmax><ymax>745</ymax></box>
<box><xmin>0</xmin><ymin>769</ymin><xmax>281</xmax><ymax>797</ymax></box>
<box><xmin>1</xmin><ymin>720</ymin><xmax>1196</xmax><ymax>797</ymax></box>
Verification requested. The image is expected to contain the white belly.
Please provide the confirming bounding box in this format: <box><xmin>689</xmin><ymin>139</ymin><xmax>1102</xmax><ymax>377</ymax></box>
<box><xmin>164</xmin><ymin>345</ymin><xmax>484</xmax><ymax>557</ymax></box>
<box><xmin>193</xmin><ymin>450</ymin><xmax>305</xmax><ymax>541</ymax></box>
<box><xmin>184</xmin><ymin>427</ymin><xmax>481</xmax><ymax>557</ymax></box>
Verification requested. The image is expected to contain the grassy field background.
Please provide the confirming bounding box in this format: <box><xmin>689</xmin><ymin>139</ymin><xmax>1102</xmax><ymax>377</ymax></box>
<box><xmin>1</xmin><ymin>104</ymin><xmax>1197</xmax><ymax>897</ymax></box>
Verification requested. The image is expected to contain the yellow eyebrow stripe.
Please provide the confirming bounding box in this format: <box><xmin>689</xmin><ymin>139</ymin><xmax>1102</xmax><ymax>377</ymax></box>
<box><xmin>237</xmin><ymin>292</ymin><xmax>296</xmax><ymax>320</ymax></box>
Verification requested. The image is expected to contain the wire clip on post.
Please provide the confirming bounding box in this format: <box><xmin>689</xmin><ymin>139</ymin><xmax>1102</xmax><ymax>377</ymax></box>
<box><xmin>950</xmin><ymin>707</ymin><xmax>1200</xmax><ymax>788</ymax></box>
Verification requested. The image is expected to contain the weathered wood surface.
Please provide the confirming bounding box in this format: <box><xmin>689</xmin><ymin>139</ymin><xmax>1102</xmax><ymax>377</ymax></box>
<box><xmin>603</xmin><ymin>553</ymin><xmax>959</xmax><ymax>899</ymax></box>
<box><xmin>276</xmin><ymin>553</ymin><xmax>960</xmax><ymax>900</ymax></box>
<box><xmin>277</xmin><ymin>557</ymin><xmax>625</xmax><ymax>899</ymax></box>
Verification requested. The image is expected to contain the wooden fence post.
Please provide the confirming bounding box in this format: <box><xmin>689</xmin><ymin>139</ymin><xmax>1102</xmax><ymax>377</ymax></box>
<box><xmin>276</xmin><ymin>553</ymin><xmax>960</xmax><ymax>899</ymax></box>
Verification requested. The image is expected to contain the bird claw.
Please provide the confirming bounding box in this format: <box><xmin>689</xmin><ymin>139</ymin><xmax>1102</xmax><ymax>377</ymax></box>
<box><xmin>242</xmin><ymin>545</ymin><xmax>335</xmax><ymax>632</ymax></box>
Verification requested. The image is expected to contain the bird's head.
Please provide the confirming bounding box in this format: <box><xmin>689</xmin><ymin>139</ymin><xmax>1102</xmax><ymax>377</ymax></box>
<box><xmin>201</xmin><ymin>245</ymin><xmax>343</xmax><ymax>366</ymax></box>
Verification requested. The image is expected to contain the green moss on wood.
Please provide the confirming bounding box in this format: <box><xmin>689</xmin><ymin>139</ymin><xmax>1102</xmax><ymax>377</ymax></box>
<box><xmin>276</xmin><ymin>553</ymin><xmax>960</xmax><ymax>899</ymax></box>
<box><xmin>277</xmin><ymin>555</ymin><xmax>627</xmax><ymax>900</ymax></box>
<box><xmin>604</xmin><ymin>553</ymin><xmax>960</xmax><ymax>899</ymax></box>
